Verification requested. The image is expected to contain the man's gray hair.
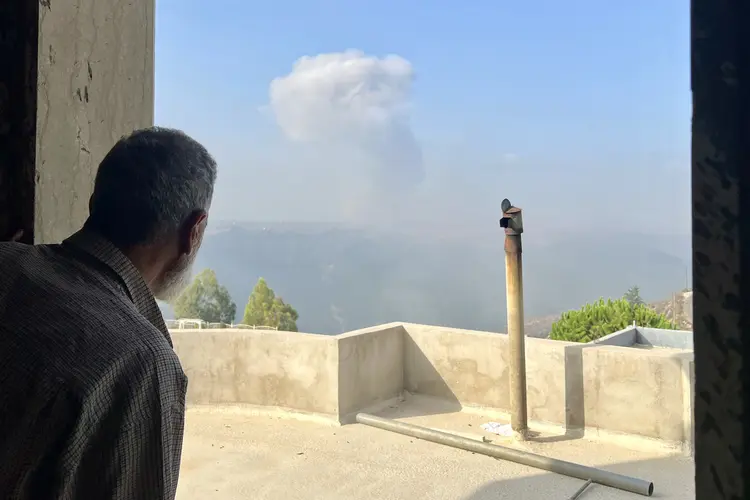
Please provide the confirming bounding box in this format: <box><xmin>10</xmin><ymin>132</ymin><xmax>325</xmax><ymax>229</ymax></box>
<box><xmin>87</xmin><ymin>127</ymin><xmax>217</xmax><ymax>248</ymax></box>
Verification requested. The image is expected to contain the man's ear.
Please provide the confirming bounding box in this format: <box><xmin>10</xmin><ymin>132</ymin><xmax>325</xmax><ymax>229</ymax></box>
<box><xmin>179</xmin><ymin>210</ymin><xmax>208</xmax><ymax>256</ymax></box>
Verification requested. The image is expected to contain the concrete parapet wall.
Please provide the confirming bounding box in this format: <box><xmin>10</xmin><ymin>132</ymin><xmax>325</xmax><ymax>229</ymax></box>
<box><xmin>592</xmin><ymin>326</ymin><xmax>638</xmax><ymax>346</ymax></box>
<box><xmin>590</xmin><ymin>326</ymin><xmax>694</xmax><ymax>350</ymax></box>
<box><xmin>401</xmin><ymin>323</ymin><xmax>693</xmax><ymax>447</ymax></box>
<box><xmin>402</xmin><ymin>325</ymin><xmax>573</xmax><ymax>429</ymax></box>
<box><xmin>636</xmin><ymin>327</ymin><xmax>694</xmax><ymax>350</ymax></box>
<box><xmin>171</xmin><ymin>323</ymin><xmax>695</xmax><ymax>449</ymax></box>
<box><xmin>581</xmin><ymin>346</ymin><xmax>693</xmax><ymax>445</ymax></box>
<box><xmin>172</xmin><ymin>329</ymin><xmax>339</xmax><ymax>416</ymax></box>
<box><xmin>337</xmin><ymin>324</ymin><xmax>405</xmax><ymax>420</ymax></box>
<box><xmin>404</xmin><ymin>324</ymin><xmax>510</xmax><ymax>409</ymax></box>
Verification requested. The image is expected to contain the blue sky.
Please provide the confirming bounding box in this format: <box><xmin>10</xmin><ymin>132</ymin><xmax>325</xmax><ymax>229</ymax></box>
<box><xmin>155</xmin><ymin>0</ymin><xmax>691</xmax><ymax>237</ymax></box>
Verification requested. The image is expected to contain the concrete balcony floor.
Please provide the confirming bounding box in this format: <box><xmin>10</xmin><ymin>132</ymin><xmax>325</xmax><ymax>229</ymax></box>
<box><xmin>177</xmin><ymin>396</ymin><xmax>694</xmax><ymax>500</ymax></box>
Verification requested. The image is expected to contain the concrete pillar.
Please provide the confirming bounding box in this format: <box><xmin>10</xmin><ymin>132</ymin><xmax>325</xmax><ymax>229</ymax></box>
<box><xmin>0</xmin><ymin>0</ymin><xmax>154</xmax><ymax>244</ymax></box>
<box><xmin>692</xmin><ymin>0</ymin><xmax>750</xmax><ymax>497</ymax></box>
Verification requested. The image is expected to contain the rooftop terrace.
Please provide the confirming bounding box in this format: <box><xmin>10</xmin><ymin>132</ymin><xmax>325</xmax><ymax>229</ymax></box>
<box><xmin>177</xmin><ymin>398</ymin><xmax>693</xmax><ymax>499</ymax></box>
<box><xmin>171</xmin><ymin>323</ymin><xmax>695</xmax><ymax>499</ymax></box>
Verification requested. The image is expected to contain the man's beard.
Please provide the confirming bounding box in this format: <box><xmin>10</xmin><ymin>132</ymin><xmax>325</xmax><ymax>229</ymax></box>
<box><xmin>153</xmin><ymin>250</ymin><xmax>197</xmax><ymax>303</ymax></box>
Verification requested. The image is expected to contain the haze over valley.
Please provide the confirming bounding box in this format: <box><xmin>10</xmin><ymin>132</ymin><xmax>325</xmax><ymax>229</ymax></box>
<box><xmin>158</xmin><ymin>220</ymin><xmax>691</xmax><ymax>335</ymax></box>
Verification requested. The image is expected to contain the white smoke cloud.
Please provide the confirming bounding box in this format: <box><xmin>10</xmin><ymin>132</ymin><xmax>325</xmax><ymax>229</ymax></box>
<box><xmin>268</xmin><ymin>50</ymin><xmax>424</xmax><ymax>190</ymax></box>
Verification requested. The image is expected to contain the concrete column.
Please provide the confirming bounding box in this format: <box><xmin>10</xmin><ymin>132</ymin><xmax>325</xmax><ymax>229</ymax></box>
<box><xmin>692</xmin><ymin>0</ymin><xmax>750</xmax><ymax>497</ymax></box>
<box><xmin>0</xmin><ymin>0</ymin><xmax>154</xmax><ymax>244</ymax></box>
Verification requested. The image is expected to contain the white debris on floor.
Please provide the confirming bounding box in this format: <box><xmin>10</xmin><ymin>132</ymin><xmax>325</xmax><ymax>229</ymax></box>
<box><xmin>480</xmin><ymin>422</ymin><xmax>514</xmax><ymax>437</ymax></box>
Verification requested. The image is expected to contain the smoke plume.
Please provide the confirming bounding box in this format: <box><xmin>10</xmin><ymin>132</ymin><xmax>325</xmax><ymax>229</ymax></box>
<box><xmin>269</xmin><ymin>50</ymin><xmax>424</xmax><ymax>201</ymax></box>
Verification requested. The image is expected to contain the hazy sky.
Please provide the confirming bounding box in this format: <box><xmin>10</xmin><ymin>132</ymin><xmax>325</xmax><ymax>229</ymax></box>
<box><xmin>155</xmin><ymin>0</ymin><xmax>691</xmax><ymax>237</ymax></box>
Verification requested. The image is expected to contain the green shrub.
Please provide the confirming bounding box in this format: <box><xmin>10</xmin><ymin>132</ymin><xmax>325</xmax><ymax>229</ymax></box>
<box><xmin>550</xmin><ymin>298</ymin><xmax>675</xmax><ymax>343</ymax></box>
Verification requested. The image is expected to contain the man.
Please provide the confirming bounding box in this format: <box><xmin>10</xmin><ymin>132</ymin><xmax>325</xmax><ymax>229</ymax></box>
<box><xmin>0</xmin><ymin>127</ymin><xmax>217</xmax><ymax>499</ymax></box>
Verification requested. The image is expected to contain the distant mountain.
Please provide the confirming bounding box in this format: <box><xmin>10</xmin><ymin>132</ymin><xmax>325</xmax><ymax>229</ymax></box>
<box><xmin>651</xmin><ymin>290</ymin><xmax>693</xmax><ymax>330</ymax></box>
<box><xmin>184</xmin><ymin>222</ymin><xmax>691</xmax><ymax>335</ymax></box>
<box><xmin>524</xmin><ymin>314</ymin><xmax>560</xmax><ymax>339</ymax></box>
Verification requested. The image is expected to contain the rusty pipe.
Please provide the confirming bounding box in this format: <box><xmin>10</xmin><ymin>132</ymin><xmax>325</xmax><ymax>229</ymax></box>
<box><xmin>505</xmin><ymin>232</ymin><xmax>527</xmax><ymax>435</ymax></box>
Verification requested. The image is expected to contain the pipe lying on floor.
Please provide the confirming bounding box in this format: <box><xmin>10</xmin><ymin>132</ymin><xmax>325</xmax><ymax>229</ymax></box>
<box><xmin>355</xmin><ymin>413</ymin><xmax>653</xmax><ymax>497</ymax></box>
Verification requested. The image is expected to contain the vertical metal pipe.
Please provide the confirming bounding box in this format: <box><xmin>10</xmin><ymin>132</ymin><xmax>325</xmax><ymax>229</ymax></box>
<box><xmin>505</xmin><ymin>232</ymin><xmax>528</xmax><ymax>435</ymax></box>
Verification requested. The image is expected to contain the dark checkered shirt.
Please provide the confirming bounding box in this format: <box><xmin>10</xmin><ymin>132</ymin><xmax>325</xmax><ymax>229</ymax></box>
<box><xmin>0</xmin><ymin>229</ymin><xmax>187</xmax><ymax>499</ymax></box>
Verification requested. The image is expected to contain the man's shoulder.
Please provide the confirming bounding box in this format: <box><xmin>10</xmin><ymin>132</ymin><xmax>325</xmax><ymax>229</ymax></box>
<box><xmin>0</xmin><ymin>241</ymin><xmax>26</xmax><ymax>255</ymax></box>
<box><xmin>0</xmin><ymin>241</ymin><xmax>35</xmax><ymax>254</ymax></box>
<box><xmin>0</xmin><ymin>241</ymin><xmax>55</xmax><ymax>268</ymax></box>
<box><xmin>52</xmin><ymin>300</ymin><xmax>182</xmax><ymax>379</ymax></box>
<box><xmin>3</xmin><ymin>295</ymin><xmax>180</xmax><ymax>372</ymax></box>
<box><xmin>0</xmin><ymin>241</ymin><xmax>110</xmax><ymax>301</ymax></box>
<box><xmin>0</xmin><ymin>239</ymin><xmax>144</xmax><ymax>342</ymax></box>
<box><xmin>0</xmin><ymin>253</ymin><xmax>182</xmax><ymax>393</ymax></box>
<box><xmin>69</xmin><ymin>314</ymin><xmax>186</xmax><ymax>425</ymax></box>
<box><xmin>0</xmin><ymin>240</ymin><xmax>60</xmax><ymax>255</ymax></box>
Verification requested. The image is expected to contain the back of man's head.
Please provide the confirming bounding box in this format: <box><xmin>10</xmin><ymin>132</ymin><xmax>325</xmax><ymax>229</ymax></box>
<box><xmin>87</xmin><ymin>127</ymin><xmax>217</xmax><ymax>249</ymax></box>
<box><xmin>85</xmin><ymin>127</ymin><xmax>217</xmax><ymax>301</ymax></box>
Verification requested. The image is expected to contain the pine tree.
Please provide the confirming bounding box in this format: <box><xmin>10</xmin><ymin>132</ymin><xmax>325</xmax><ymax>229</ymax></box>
<box><xmin>242</xmin><ymin>278</ymin><xmax>299</xmax><ymax>332</ymax></box>
<box><xmin>623</xmin><ymin>285</ymin><xmax>645</xmax><ymax>306</ymax></box>
<box><xmin>172</xmin><ymin>269</ymin><xmax>237</xmax><ymax>324</ymax></box>
<box><xmin>550</xmin><ymin>297</ymin><xmax>674</xmax><ymax>343</ymax></box>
